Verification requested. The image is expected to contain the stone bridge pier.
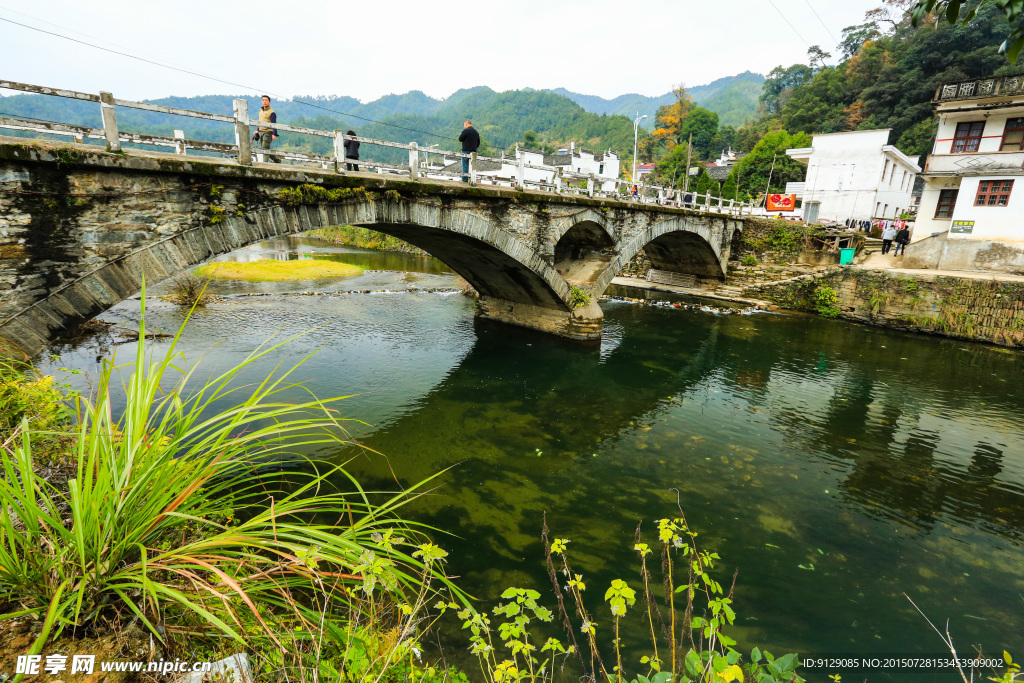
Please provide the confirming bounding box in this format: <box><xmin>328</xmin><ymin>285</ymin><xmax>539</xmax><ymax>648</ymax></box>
<box><xmin>0</xmin><ymin>138</ymin><xmax>742</xmax><ymax>353</ymax></box>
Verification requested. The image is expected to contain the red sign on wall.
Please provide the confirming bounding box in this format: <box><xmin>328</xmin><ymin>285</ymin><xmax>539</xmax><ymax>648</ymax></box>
<box><xmin>767</xmin><ymin>194</ymin><xmax>797</xmax><ymax>211</ymax></box>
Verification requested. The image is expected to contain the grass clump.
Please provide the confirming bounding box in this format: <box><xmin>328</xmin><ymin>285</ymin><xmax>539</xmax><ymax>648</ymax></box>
<box><xmin>570</xmin><ymin>286</ymin><xmax>592</xmax><ymax>309</ymax></box>
<box><xmin>0</xmin><ymin>289</ymin><xmax>466</xmax><ymax>679</ymax></box>
<box><xmin>166</xmin><ymin>271</ymin><xmax>215</xmax><ymax>307</ymax></box>
<box><xmin>196</xmin><ymin>258</ymin><xmax>362</xmax><ymax>282</ymax></box>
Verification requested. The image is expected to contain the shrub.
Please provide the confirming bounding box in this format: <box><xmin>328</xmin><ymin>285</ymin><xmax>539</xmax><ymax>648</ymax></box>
<box><xmin>741</xmin><ymin>254</ymin><xmax>757</xmax><ymax>267</ymax></box>
<box><xmin>570</xmin><ymin>286</ymin><xmax>592</xmax><ymax>309</ymax></box>
<box><xmin>814</xmin><ymin>284</ymin><xmax>841</xmax><ymax>318</ymax></box>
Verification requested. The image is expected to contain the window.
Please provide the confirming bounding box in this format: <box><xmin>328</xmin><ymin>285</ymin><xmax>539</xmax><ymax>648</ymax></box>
<box><xmin>952</xmin><ymin>121</ymin><xmax>985</xmax><ymax>152</ymax></box>
<box><xmin>875</xmin><ymin>201</ymin><xmax>881</xmax><ymax>216</ymax></box>
<box><xmin>881</xmin><ymin>159</ymin><xmax>890</xmax><ymax>180</ymax></box>
<box><xmin>1001</xmin><ymin>118</ymin><xmax>1024</xmax><ymax>152</ymax></box>
<box><xmin>883</xmin><ymin>203</ymin><xmax>889</xmax><ymax>217</ymax></box>
<box><xmin>889</xmin><ymin>164</ymin><xmax>896</xmax><ymax>185</ymax></box>
<box><xmin>599</xmin><ymin>163</ymin><xmax>604</xmax><ymax>174</ymax></box>
<box><xmin>902</xmin><ymin>170</ymin><xmax>908</xmax><ymax>190</ymax></box>
<box><xmin>974</xmin><ymin>179</ymin><xmax>1014</xmax><ymax>206</ymax></box>
<box><xmin>935</xmin><ymin>189</ymin><xmax>958</xmax><ymax>218</ymax></box>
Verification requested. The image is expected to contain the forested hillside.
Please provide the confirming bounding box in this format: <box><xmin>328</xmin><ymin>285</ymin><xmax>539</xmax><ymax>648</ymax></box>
<box><xmin>546</xmin><ymin>71</ymin><xmax>765</xmax><ymax>127</ymax></box>
<box><xmin>635</xmin><ymin>1</ymin><xmax>1024</xmax><ymax>203</ymax></box>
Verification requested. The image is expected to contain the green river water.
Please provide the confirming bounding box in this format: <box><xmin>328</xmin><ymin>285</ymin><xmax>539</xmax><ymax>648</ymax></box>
<box><xmin>43</xmin><ymin>236</ymin><xmax>1024</xmax><ymax>682</ymax></box>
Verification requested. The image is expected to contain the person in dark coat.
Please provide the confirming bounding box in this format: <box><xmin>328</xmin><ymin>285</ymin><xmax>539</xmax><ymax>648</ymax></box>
<box><xmin>343</xmin><ymin>130</ymin><xmax>359</xmax><ymax>172</ymax></box>
<box><xmin>458</xmin><ymin>120</ymin><xmax>480</xmax><ymax>182</ymax></box>
<box><xmin>893</xmin><ymin>225</ymin><xmax>911</xmax><ymax>256</ymax></box>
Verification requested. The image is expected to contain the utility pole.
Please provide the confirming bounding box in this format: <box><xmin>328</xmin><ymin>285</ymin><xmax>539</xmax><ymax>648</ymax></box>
<box><xmin>632</xmin><ymin>112</ymin><xmax>647</xmax><ymax>183</ymax></box>
<box><xmin>763</xmin><ymin>153</ymin><xmax>778</xmax><ymax>207</ymax></box>
<box><xmin>683</xmin><ymin>132</ymin><xmax>693</xmax><ymax>193</ymax></box>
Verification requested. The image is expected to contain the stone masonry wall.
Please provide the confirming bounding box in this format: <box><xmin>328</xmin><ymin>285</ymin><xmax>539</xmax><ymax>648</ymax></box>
<box><xmin>745</xmin><ymin>267</ymin><xmax>1024</xmax><ymax>348</ymax></box>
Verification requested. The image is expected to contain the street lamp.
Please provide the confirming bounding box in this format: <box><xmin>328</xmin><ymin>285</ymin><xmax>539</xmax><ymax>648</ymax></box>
<box><xmin>632</xmin><ymin>113</ymin><xmax>647</xmax><ymax>184</ymax></box>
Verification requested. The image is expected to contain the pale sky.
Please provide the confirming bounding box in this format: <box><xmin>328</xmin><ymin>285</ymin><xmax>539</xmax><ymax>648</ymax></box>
<box><xmin>0</xmin><ymin>0</ymin><xmax>881</xmax><ymax>103</ymax></box>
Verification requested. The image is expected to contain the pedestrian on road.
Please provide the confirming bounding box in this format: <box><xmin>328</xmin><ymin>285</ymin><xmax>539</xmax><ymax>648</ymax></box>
<box><xmin>893</xmin><ymin>225</ymin><xmax>911</xmax><ymax>256</ymax></box>
<box><xmin>343</xmin><ymin>130</ymin><xmax>360</xmax><ymax>172</ymax></box>
<box><xmin>255</xmin><ymin>95</ymin><xmax>280</xmax><ymax>164</ymax></box>
<box><xmin>459</xmin><ymin>120</ymin><xmax>480</xmax><ymax>182</ymax></box>
<box><xmin>881</xmin><ymin>223</ymin><xmax>896</xmax><ymax>254</ymax></box>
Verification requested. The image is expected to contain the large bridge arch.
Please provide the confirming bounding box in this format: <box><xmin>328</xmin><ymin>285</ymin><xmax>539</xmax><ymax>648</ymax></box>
<box><xmin>0</xmin><ymin>197</ymin><xmax>576</xmax><ymax>353</ymax></box>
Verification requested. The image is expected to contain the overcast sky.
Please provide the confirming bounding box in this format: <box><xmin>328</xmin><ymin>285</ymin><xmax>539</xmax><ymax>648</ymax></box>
<box><xmin>1</xmin><ymin>0</ymin><xmax>882</xmax><ymax>103</ymax></box>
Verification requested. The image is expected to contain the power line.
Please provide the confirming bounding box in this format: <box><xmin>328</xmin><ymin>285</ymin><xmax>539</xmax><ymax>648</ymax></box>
<box><xmin>764</xmin><ymin>0</ymin><xmax>812</xmax><ymax>48</ymax></box>
<box><xmin>801</xmin><ymin>0</ymin><xmax>840</xmax><ymax>48</ymax></box>
<box><xmin>0</xmin><ymin>14</ymin><xmax>460</xmax><ymax>143</ymax></box>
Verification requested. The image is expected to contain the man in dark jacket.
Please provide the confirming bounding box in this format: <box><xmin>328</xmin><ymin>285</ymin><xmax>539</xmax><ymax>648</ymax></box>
<box><xmin>458</xmin><ymin>120</ymin><xmax>480</xmax><ymax>182</ymax></box>
<box><xmin>893</xmin><ymin>225</ymin><xmax>911</xmax><ymax>256</ymax></box>
<box><xmin>343</xmin><ymin>130</ymin><xmax>359</xmax><ymax>172</ymax></box>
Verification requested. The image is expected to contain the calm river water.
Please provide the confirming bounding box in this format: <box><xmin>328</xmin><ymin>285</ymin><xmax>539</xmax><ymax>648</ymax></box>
<box><xmin>44</xmin><ymin>236</ymin><xmax>1024</xmax><ymax>681</ymax></box>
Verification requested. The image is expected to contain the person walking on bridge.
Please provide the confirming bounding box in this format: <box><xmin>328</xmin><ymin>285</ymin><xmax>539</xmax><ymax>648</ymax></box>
<box><xmin>255</xmin><ymin>95</ymin><xmax>280</xmax><ymax>164</ymax></box>
<box><xmin>459</xmin><ymin>120</ymin><xmax>480</xmax><ymax>182</ymax></box>
<box><xmin>343</xmin><ymin>130</ymin><xmax>360</xmax><ymax>172</ymax></box>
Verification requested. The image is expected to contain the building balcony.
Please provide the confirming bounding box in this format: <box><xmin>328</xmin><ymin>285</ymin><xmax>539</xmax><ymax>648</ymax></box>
<box><xmin>924</xmin><ymin>151</ymin><xmax>1024</xmax><ymax>176</ymax></box>
<box><xmin>933</xmin><ymin>75</ymin><xmax>1024</xmax><ymax>103</ymax></box>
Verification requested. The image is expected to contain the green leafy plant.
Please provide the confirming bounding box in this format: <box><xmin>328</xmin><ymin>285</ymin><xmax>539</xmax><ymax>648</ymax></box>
<box><xmin>813</xmin><ymin>284</ymin><xmax>841</xmax><ymax>318</ymax></box>
<box><xmin>209</xmin><ymin>205</ymin><xmax>226</xmax><ymax>224</ymax></box>
<box><xmin>570</xmin><ymin>286</ymin><xmax>592</xmax><ymax>309</ymax></box>
<box><xmin>741</xmin><ymin>254</ymin><xmax>757</xmax><ymax>267</ymax></box>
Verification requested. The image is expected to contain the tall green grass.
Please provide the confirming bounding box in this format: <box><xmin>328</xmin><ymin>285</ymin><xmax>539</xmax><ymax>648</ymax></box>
<box><xmin>0</xmin><ymin>291</ymin><xmax>465</xmax><ymax>678</ymax></box>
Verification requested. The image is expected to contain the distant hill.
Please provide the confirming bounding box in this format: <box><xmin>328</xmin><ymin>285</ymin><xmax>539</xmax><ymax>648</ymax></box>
<box><xmin>546</xmin><ymin>71</ymin><xmax>765</xmax><ymax>128</ymax></box>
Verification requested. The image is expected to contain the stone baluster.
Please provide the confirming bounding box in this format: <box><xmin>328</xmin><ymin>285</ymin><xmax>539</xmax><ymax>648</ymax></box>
<box><xmin>99</xmin><ymin>92</ymin><xmax>120</xmax><ymax>153</ymax></box>
<box><xmin>470</xmin><ymin>152</ymin><xmax>477</xmax><ymax>184</ymax></box>
<box><xmin>173</xmin><ymin>130</ymin><xmax>185</xmax><ymax>155</ymax></box>
<box><xmin>233</xmin><ymin>99</ymin><xmax>251</xmax><ymax>166</ymax></box>
<box><xmin>409</xmin><ymin>142</ymin><xmax>420</xmax><ymax>179</ymax></box>
<box><xmin>334</xmin><ymin>130</ymin><xmax>345</xmax><ymax>172</ymax></box>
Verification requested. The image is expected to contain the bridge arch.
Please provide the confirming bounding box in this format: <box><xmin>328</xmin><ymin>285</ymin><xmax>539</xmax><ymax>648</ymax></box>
<box><xmin>550</xmin><ymin>210</ymin><xmax>617</xmax><ymax>288</ymax></box>
<box><xmin>591</xmin><ymin>215</ymin><xmax>736</xmax><ymax>296</ymax></box>
<box><xmin>0</xmin><ymin>197</ymin><xmax>575</xmax><ymax>353</ymax></box>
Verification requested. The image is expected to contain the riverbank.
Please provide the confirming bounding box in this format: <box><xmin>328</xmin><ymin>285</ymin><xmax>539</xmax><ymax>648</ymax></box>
<box><xmin>743</xmin><ymin>265</ymin><xmax>1024</xmax><ymax>348</ymax></box>
<box><xmin>307</xmin><ymin>225</ymin><xmax>428</xmax><ymax>255</ymax></box>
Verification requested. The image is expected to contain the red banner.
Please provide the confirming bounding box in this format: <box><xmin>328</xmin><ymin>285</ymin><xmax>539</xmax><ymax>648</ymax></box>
<box><xmin>767</xmin><ymin>193</ymin><xmax>797</xmax><ymax>211</ymax></box>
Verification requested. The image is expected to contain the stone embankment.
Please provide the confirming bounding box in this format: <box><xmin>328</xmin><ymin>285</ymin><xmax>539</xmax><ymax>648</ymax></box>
<box><xmin>744</xmin><ymin>266</ymin><xmax>1024</xmax><ymax>348</ymax></box>
<box><xmin>726</xmin><ymin>261</ymin><xmax>831</xmax><ymax>284</ymax></box>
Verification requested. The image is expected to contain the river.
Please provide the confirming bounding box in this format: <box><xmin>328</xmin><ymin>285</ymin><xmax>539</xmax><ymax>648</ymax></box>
<box><xmin>42</xmin><ymin>236</ymin><xmax>1024</xmax><ymax>681</ymax></box>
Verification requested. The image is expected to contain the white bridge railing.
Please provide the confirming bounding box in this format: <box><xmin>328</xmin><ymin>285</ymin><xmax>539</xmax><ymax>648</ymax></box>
<box><xmin>0</xmin><ymin>79</ymin><xmax>753</xmax><ymax>215</ymax></box>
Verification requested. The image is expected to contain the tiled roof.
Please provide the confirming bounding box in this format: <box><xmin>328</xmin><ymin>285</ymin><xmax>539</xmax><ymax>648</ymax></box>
<box><xmin>708</xmin><ymin>166</ymin><xmax>732</xmax><ymax>181</ymax></box>
<box><xmin>439</xmin><ymin>159</ymin><xmax>505</xmax><ymax>174</ymax></box>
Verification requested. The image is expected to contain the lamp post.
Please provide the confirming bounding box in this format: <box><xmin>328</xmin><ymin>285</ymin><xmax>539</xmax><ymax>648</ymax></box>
<box><xmin>632</xmin><ymin>112</ymin><xmax>647</xmax><ymax>184</ymax></box>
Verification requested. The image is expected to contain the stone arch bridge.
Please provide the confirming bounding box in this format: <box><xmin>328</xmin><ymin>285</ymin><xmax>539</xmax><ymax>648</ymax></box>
<box><xmin>0</xmin><ymin>138</ymin><xmax>743</xmax><ymax>353</ymax></box>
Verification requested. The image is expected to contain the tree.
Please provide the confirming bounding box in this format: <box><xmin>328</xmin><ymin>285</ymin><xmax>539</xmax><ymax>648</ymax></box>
<box><xmin>807</xmin><ymin>45</ymin><xmax>832</xmax><ymax>69</ymax></box>
<box><xmin>730</xmin><ymin>129</ymin><xmax>812</xmax><ymax>200</ymax></box>
<box><xmin>760</xmin><ymin>64</ymin><xmax>814</xmax><ymax>116</ymax></box>
<box><xmin>651</xmin><ymin>84</ymin><xmax>695</xmax><ymax>151</ymax></box>
<box><xmin>522</xmin><ymin>129</ymin><xmax>539</xmax><ymax>148</ymax></box>
<box><xmin>653</xmin><ymin>142</ymin><xmax>692</xmax><ymax>188</ymax></box>
<box><xmin>679</xmin><ymin>107</ymin><xmax>720</xmax><ymax>160</ymax></box>
<box><xmin>840</xmin><ymin>22</ymin><xmax>882</xmax><ymax>59</ymax></box>
<box><xmin>721</xmin><ymin>170</ymin><xmax>739</xmax><ymax>201</ymax></box>
<box><xmin>911</xmin><ymin>0</ymin><xmax>1024</xmax><ymax>60</ymax></box>
<box><xmin>694</xmin><ymin>168</ymin><xmax>712</xmax><ymax>203</ymax></box>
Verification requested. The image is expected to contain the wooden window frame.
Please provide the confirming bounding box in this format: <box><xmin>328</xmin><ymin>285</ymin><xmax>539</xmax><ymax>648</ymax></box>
<box><xmin>935</xmin><ymin>189</ymin><xmax>958</xmax><ymax>218</ymax></box>
<box><xmin>952</xmin><ymin>121</ymin><xmax>985</xmax><ymax>153</ymax></box>
<box><xmin>1000</xmin><ymin>118</ymin><xmax>1024</xmax><ymax>152</ymax></box>
<box><xmin>974</xmin><ymin>179</ymin><xmax>1014</xmax><ymax>207</ymax></box>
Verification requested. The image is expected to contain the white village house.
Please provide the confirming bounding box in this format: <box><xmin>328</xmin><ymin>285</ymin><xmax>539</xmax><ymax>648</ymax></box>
<box><xmin>907</xmin><ymin>75</ymin><xmax>1024</xmax><ymax>272</ymax></box>
<box><xmin>785</xmin><ymin>129</ymin><xmax>921</xmax><ymax>224</ymax></box>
